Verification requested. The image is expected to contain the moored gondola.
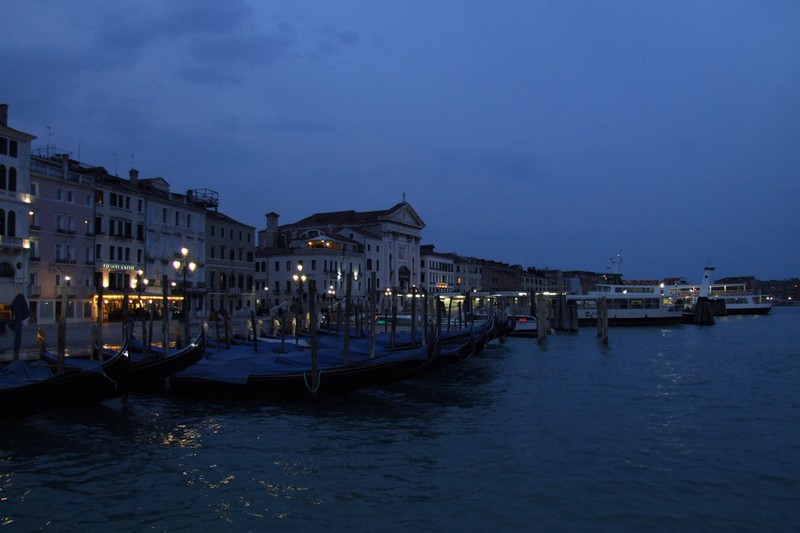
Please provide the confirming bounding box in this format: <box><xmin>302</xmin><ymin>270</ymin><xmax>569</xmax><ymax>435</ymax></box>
<box><xmin>0</xmin><ymin>342</ymin><xmax>129</xmax><ymax>419</ymax></box>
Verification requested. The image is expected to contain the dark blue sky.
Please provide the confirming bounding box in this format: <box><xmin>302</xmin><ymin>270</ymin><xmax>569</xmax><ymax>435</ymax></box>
<box><xmin>3</xmin><ymin>0</ymin><xmax>799</xmax><ymax>280</ymax></box>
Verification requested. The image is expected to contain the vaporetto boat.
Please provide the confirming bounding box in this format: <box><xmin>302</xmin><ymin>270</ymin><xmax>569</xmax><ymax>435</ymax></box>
<box><xmin>668</xmin><ymin>267</ymin><xmax>773</xmax><ymax>315</ymax></box>
<box><xmin>566</xmin><ymin>282</ymin><xmax>685</xmax><ymax>326</ymax></box>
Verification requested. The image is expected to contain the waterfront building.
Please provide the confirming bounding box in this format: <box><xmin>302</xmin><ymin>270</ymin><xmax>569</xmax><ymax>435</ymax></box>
<box><xmin>202</xmin><ymin>198</ymin><xmax>255</xmax><ymax>317</ymax></box>
<box><xmin>137</xmin><ymin>180</ymin><xmax>207</xmax><ymax>323</ymax></box>
<box><xmin>82</xmin><ymin>167</ymin><xmax>148</xmax><ymax>322</ymax></box>
<box><xmin>257</xmin><ymin>214</ymin><xmax>366</xmax><ymax>312</ymax></box>
<box><xmin>0</xmin><ymin>105</ymin><xmax>35</xmax><ymax>320</ymax></box>
<box><xmin>453</xmin><ymin>255</ymin><xmax>483</xmax><ymax>293</ymax></box>
<box><xmin>28</xmin><ymin>154</ymin><xmax>97</xmax><ymax>324</ymax></box>
<box><xmin>420</xmin><ymin>244</ymin><xmax>456</xmax><ymax>294</ymax></box>
<box><xmin>478</xmin><ymin>259</ymin><xmax>523</xmax><ymax>291</ymax></box>
<box><xmin>257</xmin><ymin>201</ymin><xmax>425</xmax><ymax>313</ymax></box>
<box><xmin>521</xmin><ymin>267</ymin><xmax>550</xmax><ymax>295</ymax></box>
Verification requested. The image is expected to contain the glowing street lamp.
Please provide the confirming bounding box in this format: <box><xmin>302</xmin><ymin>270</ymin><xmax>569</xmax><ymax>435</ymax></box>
<box><xmin>173</xmin><ymin>247</ymin><xmax>196</xmax><ymax>345</ymax></box>
<box><xmin>132</xmin><ymin>269</ymin><xmax>150</xmax><ymax>310</ymax></box>
<box><xmin>327</xmin><ymin>284</ymin><xmax>336</xmax><ymax>327</ymax></box>
<box><xmin>292</xmin><ymin>263</ymin><xmax>307</xmax><ymax>344</ymax></box>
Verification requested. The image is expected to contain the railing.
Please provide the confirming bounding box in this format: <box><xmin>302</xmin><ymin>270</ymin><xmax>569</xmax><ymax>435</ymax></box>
<box><xmin>0</xmin><ymin>236</ymin><xmax>25</xmax><ymax>249</ymax></box>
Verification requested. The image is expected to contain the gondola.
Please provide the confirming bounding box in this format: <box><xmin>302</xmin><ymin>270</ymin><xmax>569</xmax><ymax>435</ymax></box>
<box><xmin>167</xmin><ymin>333</ymin><xmax>440</xmax><ymax>402</ymax></box>
<box><xmin>117</xmin><ymin>330</ymin><xmax>206</xmax><ymax>393</ymax></box>
<box><xmin>0</xmin><ymin>342</ymin><xmax>129</xmax><ymax>419</ymax></box>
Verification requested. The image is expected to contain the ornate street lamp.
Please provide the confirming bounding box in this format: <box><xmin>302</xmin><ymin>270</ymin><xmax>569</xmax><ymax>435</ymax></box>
<box><xmin>173</xmin><ymin>247</ymin><xmax>196</xmax><ymax>345</ymax></box>
<box><xmin>132</xmin><ymin>269</ymin><xmax>149</xmax><ymax>310</ymax></box>
<box><xmin>292</xmin><ymin>263</ymin><xmax>307</xmax><ymax>344</ymax></box>
<box><xmin>132</xmin><ymin>269</ymin><xmax>150</xmax><ymax>342</ymax></box>
<box><xmin>327</xmin><ymin>284</ymin><xmax>336</xmax><ymax>327</ymax></box>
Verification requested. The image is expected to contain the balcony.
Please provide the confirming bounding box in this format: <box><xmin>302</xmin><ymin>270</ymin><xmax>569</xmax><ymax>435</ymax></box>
<box><xmin>0</xmin><ymin>236</ymin><xmax>25</xmax><ymax>250</ymax></box>
<box><xmin>28</xmin><ymin>284</ymin><xmax>41</xmax><ymax>297</ymax></box>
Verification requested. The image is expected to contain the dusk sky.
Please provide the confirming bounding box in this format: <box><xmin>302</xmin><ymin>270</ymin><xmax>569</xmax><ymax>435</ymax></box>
<box><xmin>2</xmin><ymin>1</ymin><xmax>799</xmax><ymax>281</ymax></box>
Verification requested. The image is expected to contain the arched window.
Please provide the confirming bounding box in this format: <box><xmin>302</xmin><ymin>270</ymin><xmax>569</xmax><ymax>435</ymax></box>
<box><xmin>8</xmin><ymin>167</ymin><xmax>16</xmax><ymax>192</ymax></box>
<box><xmin>0</xmin><ymin>165</ymin><xmax>5</xmax><ymax>189</ymax></box>
<box><xmin>0</xmin><ymin>209</ymin><xmax>5</xmax><ymax>235</ymax></box>
<box><xmin>7</xmin><ymin>210</ymin><xmax>15</xmax><ymax>236</ymax></box>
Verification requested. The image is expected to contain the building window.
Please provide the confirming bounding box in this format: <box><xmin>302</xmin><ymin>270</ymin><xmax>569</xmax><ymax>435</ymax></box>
<box><xmin>1</xmin><ymin>212</ymin><xmax>15</xmax><ymax>238</ymax></box>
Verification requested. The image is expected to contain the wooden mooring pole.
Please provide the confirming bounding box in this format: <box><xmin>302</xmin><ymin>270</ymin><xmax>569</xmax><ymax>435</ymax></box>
<box><xmin>597</xmin><ymin>297</ymin><xmax>609</xmax><ymax>345</ymax></box>
<box><xmin>536</xmin><ymin>294</ymin><xmax>547</xmax><ymax>344</ymax></box>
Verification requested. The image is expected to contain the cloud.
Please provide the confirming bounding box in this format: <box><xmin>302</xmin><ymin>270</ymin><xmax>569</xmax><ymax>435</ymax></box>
<box><xmin>313</xmin><ymin>26</ymin><xmax>360</xmax><ymax>54</ymax></box>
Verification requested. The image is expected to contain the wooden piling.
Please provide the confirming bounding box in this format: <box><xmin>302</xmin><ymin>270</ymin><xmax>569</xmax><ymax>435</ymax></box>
<box><xmin>308</xmin><ymin>279</ymin><xmax>320</xmax><ymax>392</ymax></box>
<box><xmin>568</xmin><ymin>301</ymin><xmax>579</xmax><ymax>332</ymax></box>
<box><xmin>410</xmin><ymin>286</ymin><xmax>417</xmax><ymax>347</ymax></box>
<box><xmin>693</xmin><ymin>296</ymin><xmax>716</xmax><ymax>325</ymax></box>
<box><xmin>161</xmin><ymin>275</ymin><xmax>170</xmax><ymax>357</ymax></box>
<box><xmin>536</xmin><ymin>295</ymin><xmax>547</xmax><ymax>344</ymax></box>
<box><xmin>597</xmin><ymin>297</ymin><xmax>609</xmax><ymax>345</ymax></box>
<box><xmin>390</xmin><ymin>292</ymin><xmax>398</xmax><ymax>352</ymax></box>
<box><xmin>57</xmin><ymin>283</ymin><xmax>67</xmax><ymax>364</ymax></box>
<box><xmin>370</xmin><ymin>272</ymin><xmax>377</xmax><ymax>358</ymax></box>
<box><xmin>343</xmin><ymin>272</ymin><xmax>352</xmax><ymax>364</ymax></box>
<box><xmin>95</xmin><ymin>284</ymin><xmax>104</xmax><ymax>360</ymax></box>
<box><xmin>251</xmin><ymin>310</ymin><xmax>258</xmax><ymax>352</ymax></box>
<box><xmin>422</xmin><ymin>290</ymin><xmax>429</xmax><ymax>345</ymax></box>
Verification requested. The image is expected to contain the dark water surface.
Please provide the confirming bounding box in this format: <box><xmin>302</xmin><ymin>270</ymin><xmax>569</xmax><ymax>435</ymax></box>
<box><xmin>2</xmin><ymin>308</ymin><xmax>799</xmax><ymax>531</ymax></box>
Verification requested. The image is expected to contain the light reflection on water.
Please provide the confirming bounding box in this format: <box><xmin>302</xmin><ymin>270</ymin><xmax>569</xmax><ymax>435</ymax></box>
<box><xmin>1</xmin><ymin>308</ymin><xmax>799</xmax><ymax>530</ymax></box>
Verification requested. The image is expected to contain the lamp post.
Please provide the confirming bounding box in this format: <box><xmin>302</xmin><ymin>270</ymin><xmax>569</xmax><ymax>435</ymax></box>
<box><xmin>132</xmin><ymin>269</ymin><xmax>149</xmax><ymax>345</ymax></box>
<box><xmin>173</xmin><ymin>247</ymin><xmax>196</xmax><ymax>346</ymax></box>
<box><xmin>132</xmin><ymin>269</ymin><xmax>149</xmax><ymax>310</ymax></box>
<box><xmin>327</xmin><ymin>284</ymin><xmax>336</xmax><ymax>328</ymax></box>
<box><xmin>292</xmin><ymin>264</ymin><xmax>307</xmax><ymax>344</ymax></box>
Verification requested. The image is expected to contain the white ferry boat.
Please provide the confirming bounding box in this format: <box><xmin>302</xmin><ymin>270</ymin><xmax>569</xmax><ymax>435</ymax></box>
<box><xmin>567</xmin><ymin>283</ymin><xmax>685</xmax><ymax>326</ymax></box>
<box><xmin>566</xmin><ymin>256</ymin><xmax>684</xmax><ymax>326</ymax></box>
<box><xmin>668</xmin><ymin>267</ymin><xmax>773</xmax><ymax>316</ymax></box>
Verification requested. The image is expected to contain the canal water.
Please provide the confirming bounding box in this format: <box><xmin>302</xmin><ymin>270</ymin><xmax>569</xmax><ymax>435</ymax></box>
<box><xmin>2</xmin><ymin>308</ymin><xmax>799</xmax><ymax>531</ymax></box>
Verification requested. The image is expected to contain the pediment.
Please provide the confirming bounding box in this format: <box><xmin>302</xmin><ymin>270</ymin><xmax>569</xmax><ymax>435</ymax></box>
<box><xmin>384</xmin><ymin>203</ymin><xmax>425</xmax><ymax>229</ymax></box>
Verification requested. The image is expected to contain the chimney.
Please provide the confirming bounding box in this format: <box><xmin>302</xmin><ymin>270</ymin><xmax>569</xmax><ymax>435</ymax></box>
<box><xmin>129</xmin><ymin>168</ymin><xmax>139</xmax><ymax>186</ymax></box>
<box><xmin>0</xmin><ymin>104</ymin><xmax>8</xmax><ymax>127</ymax></box>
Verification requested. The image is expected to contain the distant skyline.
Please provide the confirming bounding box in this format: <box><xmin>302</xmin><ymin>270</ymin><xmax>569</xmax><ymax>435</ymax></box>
<box><xmin>2</xmin><ymin>1</ymin><xmax>799</xmax><ymax>281</ymax></box>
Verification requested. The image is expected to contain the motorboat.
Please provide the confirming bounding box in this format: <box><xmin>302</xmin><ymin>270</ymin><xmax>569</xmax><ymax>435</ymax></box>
<box><xmin>507</xmin><ymin>314</ymin><xmax>538</xmax><ymax>336</ymax></box>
